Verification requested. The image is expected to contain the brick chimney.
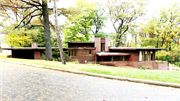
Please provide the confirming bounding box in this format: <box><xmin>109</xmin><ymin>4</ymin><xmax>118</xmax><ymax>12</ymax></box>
<box><xmin>32</xmin><ymin>42</ymin><xmax>38</xmax><ymax>47</ymax></box>
<box><xmin>94</xmin><ymin>38</ymin><xmax>110</xmax><ymax>52</ymax></box>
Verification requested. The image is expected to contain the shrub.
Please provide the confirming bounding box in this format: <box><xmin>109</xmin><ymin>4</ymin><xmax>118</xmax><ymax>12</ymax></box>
<box><xmin>138</xmin><ymin>66</ymin><xmax>147</xmax><ymax>70</ymax></box>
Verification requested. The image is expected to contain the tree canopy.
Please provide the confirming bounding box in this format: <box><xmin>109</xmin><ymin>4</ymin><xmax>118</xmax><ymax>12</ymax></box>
<box><xmin>63</xmin><ymin>0</ymin><xmax>107</xmax><ymax>43</ymax></box>
<box><xmin>107</xmin><ymin>0</ymin><xmax>147</xmax><ymax>47</ymax></box>
<box><xmin>139</xmin><ymin>3</ymin><xmax>180</xmax><ymax>65</ymax></box>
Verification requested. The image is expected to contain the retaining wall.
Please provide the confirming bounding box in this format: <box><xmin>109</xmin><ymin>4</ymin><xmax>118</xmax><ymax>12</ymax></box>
<box><xmin>100</xmin><ymin>61</ymin><xmax>169</xmax><ymax>70</ymax></box>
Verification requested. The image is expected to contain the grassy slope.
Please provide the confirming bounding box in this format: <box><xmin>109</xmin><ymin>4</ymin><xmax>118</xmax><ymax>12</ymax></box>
<box><xmin>0</xmin><ymin>54</ymin><xmax>180</xmax><ymax>84</ymax></box>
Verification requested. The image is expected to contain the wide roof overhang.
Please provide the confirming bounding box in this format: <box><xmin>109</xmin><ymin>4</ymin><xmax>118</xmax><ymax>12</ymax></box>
<box><xmin>67</xmin><ymin>47</ymin><xmax>95</xmax><ymax>50</ymax></box>
<box><xmin>66</xmin><ymin>42</ymin><xmax>94</xmax><ymax>44</ymax></box>
<box><xmin>0</xmin><ymin>47</ymin><xmax>67</xmax><ymax>50</ymax></box>
<box><xmin>96</xmin><ymin>52</ymin><xmax>131</xmax><ymax>56</ymax></box>
<box><xmin>109</xmin><ymin>47</ymin><xmax>166</xmax><ymax>51</ymax></box>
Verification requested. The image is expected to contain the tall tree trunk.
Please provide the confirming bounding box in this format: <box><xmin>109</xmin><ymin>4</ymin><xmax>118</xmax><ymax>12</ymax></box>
<box><xmin>42</xmin><ymin>0</ymin><xmax>52</xmax><ymax>60</ymax></box>
<box><xmin>115</xmin><ymin>34</ymin><xmax>122</xmax><ymax>47</ymax></box>
<box><xmin>54</xmin><ymin>0</ymin><xmax>66</xmax><ymax>64</ymax></box>
<box><xmin>135</xmin><ymin>34</ymin><xmax>137</xmax><ymax>47</ymax></box>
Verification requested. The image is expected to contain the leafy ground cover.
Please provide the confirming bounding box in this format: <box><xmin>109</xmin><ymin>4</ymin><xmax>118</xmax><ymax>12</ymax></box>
<box><xmin>0</xmin><ymin>54</ymin><xmax>179</xmax><ymax>84</ymax></box>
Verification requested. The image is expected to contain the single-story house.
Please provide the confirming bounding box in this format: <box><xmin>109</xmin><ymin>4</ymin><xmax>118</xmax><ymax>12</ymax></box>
<box><xmin>67</xmin><ymin>38</ymin><xmax>168</xmax><ymax>70</ymax></box>
<box><xmin>1</xmin><ymin>38</ymin><xmax>169</xmax><ymax>70</ymax></box>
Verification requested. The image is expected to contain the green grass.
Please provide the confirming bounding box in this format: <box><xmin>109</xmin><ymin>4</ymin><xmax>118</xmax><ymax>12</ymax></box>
<box><xmin>0</xmin><ymin>54</ymin><xmax>180</xmax><ymax>84</ymax></box>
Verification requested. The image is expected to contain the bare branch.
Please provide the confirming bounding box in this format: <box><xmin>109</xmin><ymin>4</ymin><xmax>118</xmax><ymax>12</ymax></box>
<box><xmin>0</xmin><ymin>4</ymin><xmax>32</xmax><ymax>9</ymax></box>
<box><xmin>15</xmin><ymin>9</ymin><xmax>41</xmax><ymax>29</ymax></box>
<box><xmin>20</xmin><ymin>0</ymin><xmax>41</xmax><ymax>10</ymax></box>
<box><xmin>22</xmin><ymin>14</ymin><xmax>42</xmax><ymax>27</ymax></box>
<box><xmin>20</xmin><ymin>0</ymin><xmax>41</xmax><ymax>7</ymax></box>
<box><xmin>29</xmin><ymin>25</ymin><xmax>44</xmax><ymax>29</ymax></box>
<box><xmin>31</xmin><ymin>0</ymin><xmax>42</xmax><ymax>5</ymax></box>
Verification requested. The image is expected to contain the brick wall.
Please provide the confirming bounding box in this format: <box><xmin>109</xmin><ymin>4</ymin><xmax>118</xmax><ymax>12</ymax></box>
<box><xmin>158</xmin><ymin>62</ymin><xmax>169</xmax><ymax>70</ymax></box>
<box><xmin>127</xmin><ymin>61</ymin><xmax>157</xmax><ymax>69</ymax></box>
<box><xmin>100</xmin><ymin>61</ymin><xmax>128</xmax><ymax>67</ymax></box>
<box><xmin>69</xmin><ymin>49</ymin><xmax>96</xmax><ymax>63</ymax></box>
<box><xmin>76</xmin><ymin>50</ymin><xmax>89</xmax><ymax>56</ymax></box>
<box><xmin>34</xmin><ymin>50</ymin><xmax>42</xmax><ymax>59</ymax></box>
<box><xmin>129</xmin><ymin>54</ymin><xmax>135</xmax><ymax>61</ymax></box>
<box><xmin>95</xmin><ymin>38</ymin><xmax>101</xmax><ymax>52</ymax></box>
<box><xmin>70</xmin><ymin>56</ymin><xmax>95</xmax><ymax>63</ymax></box>
<box><xmin>100</xmin><ymin>61</ymin><xmax>169</xmax><ymax>70</ymax></box>
<box><xmin>101</xmin><ymin>38</ymin><xmax>105</xmax><ymax>43</ymax></box>
<box><xmin>105</xmin><ymin>38</ymin><xmax>111</xmax><ymax>52</ymax></box>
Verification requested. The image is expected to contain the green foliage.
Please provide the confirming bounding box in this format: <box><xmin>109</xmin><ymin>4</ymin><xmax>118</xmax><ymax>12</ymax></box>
<box><xmin>47</xmin><ymin>49</ymin><xmax>69</xmax><ymax>62</ymax></box>
<box><xmin>107</xmin><ymin>0</ymin><xmax>148</xmax><ymax>47</ymax></box>
<box><xmin>156</xmin><ymin>49</ymin><xmax>180</xmax><ymax>66</ymax></box>
<box><xmin>63</xmin><ymin>0</ymin><xmax>107</xmax><ymax>43</ymax></box>
<box><xmin>31</xmin><ymin>27</ymin><xmax>58</xmax><ymax>47</ymax></box>
<box><xmin>94</xmin><ymin>32</ymin><xmax>108</xmax><ymax>38</ymax></box>
<box><xmin>0</xmin><ymin>24</ymin><xmax>38</xmax><ymax>47</ymax></box>
<box><xmin>139</xmin><ymin>3</ymin><xmax>180</xmax><ymax>50</ymax></box>
<box><xmin>140</xmin><ymin>3</ymin><xmax>180</xmax><ymax>66</ymax></box>
<box><xmin>138</xmin><ymin>66</ymin><xmax>147</xmax><ymax>70</ymax></box>
<box><xmin>63</xmin><ymin>0</ymin><xmax>94</xmax><ymax>42</ymax></box>
<box><xmin>174</xmin><ymin>62</ymin><xmax>180</xmax><ymax>67</ymax></box>
<box><xmin>42</xmin><ymin>49</ymin><xmax>69</xmax><ymax>62</ymax></box>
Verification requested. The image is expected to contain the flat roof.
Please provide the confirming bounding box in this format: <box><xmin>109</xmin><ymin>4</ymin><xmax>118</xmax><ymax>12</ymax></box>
<box><xmin>66</xmin><ymin>42</ymin><xmax>94</xmax><ymax>44</ymax></box>
<box><xmin>109</xmin><ymin>47</ymin><xmax>166</xmax><ymax>50</ymax></box>
<box><xmin>96</xmin><ymin>52</ymin><xmax>131</xmax><ymax>56</ymax></box>
<box><xmin>67</xmin><ymin>47</ymin><xmax>95</xmax><ymax>50</ymax></box>
<box><xmin>0</xmin><ymin>47</ymin><xmax>67</xmax><ymax>50</ymax></box>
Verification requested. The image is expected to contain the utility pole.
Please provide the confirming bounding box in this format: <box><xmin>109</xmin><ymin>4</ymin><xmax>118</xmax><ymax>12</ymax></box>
<box><xmin>53</xmin><ymin>0</ymin><xmax>66</xmax><ymax>64</ymax></box>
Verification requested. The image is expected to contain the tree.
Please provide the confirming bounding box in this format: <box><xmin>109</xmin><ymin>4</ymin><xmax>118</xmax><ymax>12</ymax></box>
<box><xmin>107</xmin><ymin>0</ymin><xmax>147</xmax><ymax>47</ymax></box>
<box><xmin>139</xmin><ymin>3</ymin><xmax>180</xmax><ymax>51</ymax></box>
<box><xmin>63</xmin><ymin>0</ymin><xmax>107</xmax><ymax>43</ymax></box>
<box><xmin>0</xmin><ymin>24</ymin><xmax>38</xmax><ymax>47</ymax></box>
<box><xmin>90</xmin><ymin>2</ymin><xmax>107</xmax><ymax>35</ymax></box>
<box><xmin>139</xmin><ymin>3</ymin><xmax>180</xmax><ymax>65</ymax></box>
<box><xmin>53</xmin><ymin>0</ymin><xmax>66</xmax><ymax>64</ymax></box>
<box><xmin>0</xmin><ymin>0</ymin><xmax>53</xmax><ymax>60</ymax></box>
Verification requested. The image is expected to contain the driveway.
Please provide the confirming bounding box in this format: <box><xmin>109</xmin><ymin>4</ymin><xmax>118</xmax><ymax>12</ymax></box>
<box><xmin>0</xmin><ymin>61</ymin><xmax>180</xmax><ymax>101</ymax></box>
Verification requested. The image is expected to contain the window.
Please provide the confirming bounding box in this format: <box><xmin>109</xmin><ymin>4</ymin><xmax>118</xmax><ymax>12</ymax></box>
<box><xmin>145</xmin><ymin>51</ymin><xmax>148</xmax><ymax>61</ymax></box>
<box><xmin>123</xmin><ymin>56</ymin><xmax>125</xmax><ymax>61</ymax></box>
<box><xmin>69</xmin><ymin>50</ymin><xmax>76</xmax><ymax>56</ymax></box>
<box><xmin>139</xmin><ymin>51</ymin><xmax>142</xmax><ymax>61</ymax></box>
<box><xmin>68</xmin><ymin>50</ymin><xmax>70</xmax><ymax>56</ymax></box>
<box><xmin>150</xmin><ymin>51</ymin><xmax>153</xmax><ymax>61</ymax></box>
<box><xmin>113</xmin><ymin>56</ymin><xmax>125</xmax><ymax>61</ymax></box>
<box><xmin>101</xmin><ymin>43</ymin><xmax>105</xmax><ymax>52</ymax></box>
<box><xmin>71</xmin><ymin>50</ymin><xmax>74</xmax><ymax>56</ymax></box>
<box><xmin>114</xmin><ymin>56</ymin><xmax>120</xmax><ymax>61</ymax></box>
<box><xmin>74</xmin><ymin>50</ymin><xmax>76</xmax><ymax>56</ymax></box>
<box><xmin>89</xmin><ymin>50</ymin><xmax>92</xmax><ymax>56</ymax></box>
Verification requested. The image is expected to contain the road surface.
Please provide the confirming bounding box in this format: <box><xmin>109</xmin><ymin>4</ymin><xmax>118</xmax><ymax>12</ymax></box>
<box><xmin>0</xmin><ymin>61</ymin><xmax>180</xmax><ymax>101</ymax></box>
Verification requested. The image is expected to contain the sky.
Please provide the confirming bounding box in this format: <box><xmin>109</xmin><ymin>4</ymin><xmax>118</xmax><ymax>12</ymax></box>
<box><xmin>1</xmin><ymin>0</ymin><xmax>180</xmax><ymax>33</ymax></box>
<box><xmin>49</xmin><ymin>0</ymin><xmax>180</xmax><ymax>33</ymax></box>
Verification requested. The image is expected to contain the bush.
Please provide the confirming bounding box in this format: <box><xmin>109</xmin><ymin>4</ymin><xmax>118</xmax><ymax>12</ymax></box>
<box><xmin>41</xmin><ymin>49</ymin><xmax>70</xmax><ymax>62</ymax></box>
<box><xmin>138</xmin><ymin>66</ymin><xmax>147</xmax><ymax>70</ymax></box>
<box><xmin>174</xmin><ymin>62</ymin><xmax>180</xmax><ymax>67</ymax></box>
<box><xmin>52</xmin><ymin>49</ymin><xmax>70</xmax><ymax>62</ymax></box>
<box><xmin>156</xmin><ymin>50</ymin><xmax>180</xmax><ymax>66</ymax></box>
<box><xmin>94</xmin><ymin>32</ymin><xmax>108</xmax><ymax>38</ymax></box>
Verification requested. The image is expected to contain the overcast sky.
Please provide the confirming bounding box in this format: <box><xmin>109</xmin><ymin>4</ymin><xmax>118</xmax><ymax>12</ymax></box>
<box><xmin>49</xmin><ymin>0</ymin><xmax>180</xmax><ymax>32</ymax></box>
<box><xmin>1</xmin><ymin>0</ymin><xmax>180</xmax><ymax>32</ymax></box>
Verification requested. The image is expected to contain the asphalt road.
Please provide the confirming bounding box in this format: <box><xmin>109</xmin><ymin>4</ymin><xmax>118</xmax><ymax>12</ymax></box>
<box><xmin>0</xmin><ymin>61</ymin><xmax>180</xmax><ymax>101</ymax></box>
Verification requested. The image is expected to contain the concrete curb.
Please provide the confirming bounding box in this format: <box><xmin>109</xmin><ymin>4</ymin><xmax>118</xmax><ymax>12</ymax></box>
<box><xmin>1</xmin><ymin>59</ymin><xmax>180</xmax><ymax>88</ymax></box>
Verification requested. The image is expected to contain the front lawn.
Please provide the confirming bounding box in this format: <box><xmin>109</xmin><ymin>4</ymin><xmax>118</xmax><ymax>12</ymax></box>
<box><xmin>0</xmin><ymin>54</ymin><xmax>180</xmax><ymax>84</ymax></box>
